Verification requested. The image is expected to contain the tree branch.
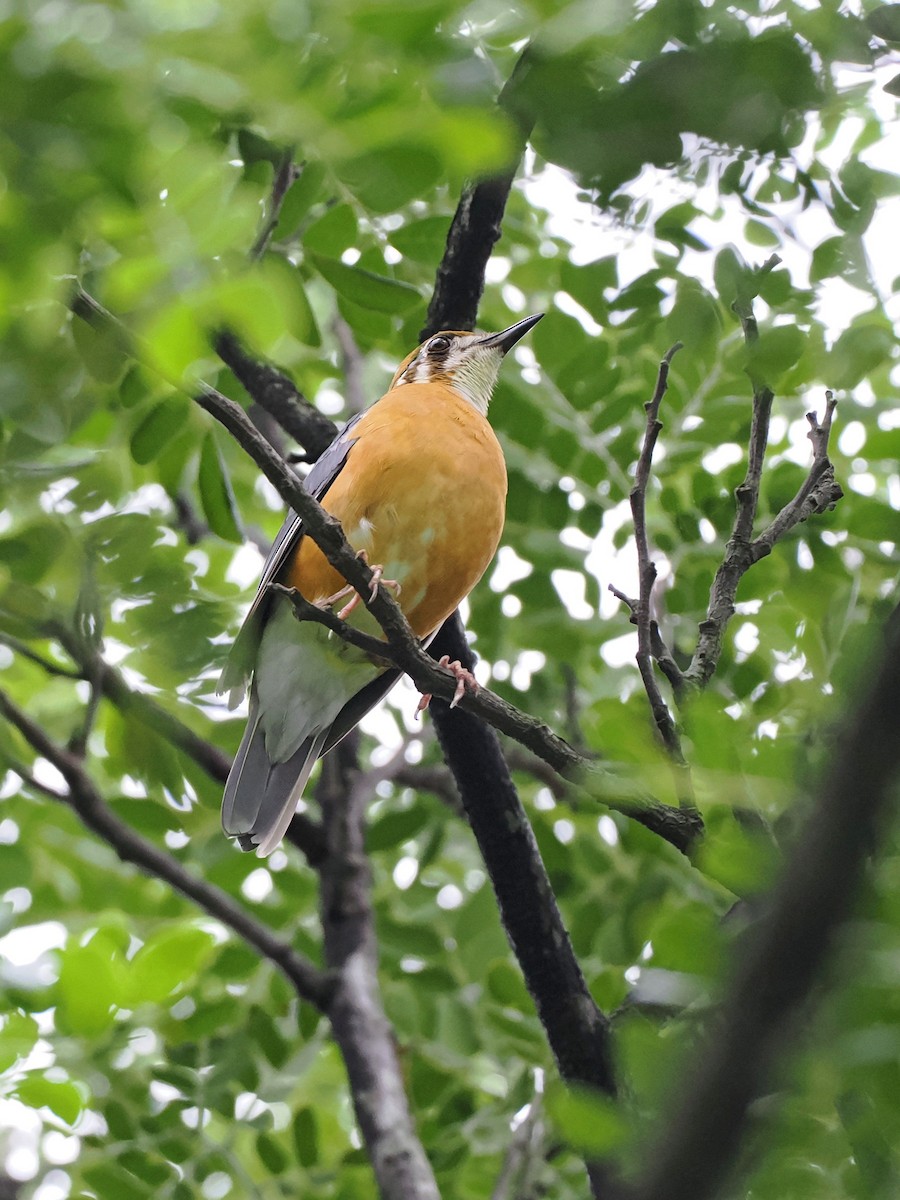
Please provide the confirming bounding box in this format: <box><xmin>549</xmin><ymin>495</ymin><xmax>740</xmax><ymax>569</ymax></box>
<box><xmin>249</xmin><ymin>148</ymin><xmax>303</xmax><ymax>262</ymax></box>
<box><xmin>315</xmin><ymin>736</ymin><xmax>442</xmax><ymax>1200</ymax></box>
<box><xmin>47</xmin><ymin>620</ymin><xmax>233</xmax><ymax>784</ymax></box>
<box><xmin>751</xmin><ymin>393</ymin><xmax>842</xmax><ymax>557</ymax></box>
<box><xmin>273</xmin><ymin>586</ymin><xmax>701</xmax><ymax>851</ymax></box>
<box><xmin>0</xmin><ymin>687</ymin><xmax>332</xmax><ymax>1010</ymax></box>
<box><xmin>421</xmin><ymin>46</ymin><xmax>536</xmax><ymax>338</ymax></box>
<box><xmin>0</xmin><ymin>633</ymin><xmax>83</xmax><ymax>680</ymax></box>
<box><xmin>611</xmin><ymin>344</ymin><xmax>686</xmax><ymax>764</ymax></box>
<box><xmin>623</xmin><ymin>614</ymin><xmax>900</xmax><ymax>1200</ymax></box>
<box><xmin>428</xmin><ymin>617</ymin><xmax>617</xmax><ymax>1200</ymax></box>
<box><xmin>213</xmin><ymin>329</ymin><xmax>337</xmax><ymax>458</ymax></box>
<box><xmin>682</xmin><ymin>257</ymin><xmax>843</xmax><ymax>691</ymax></box>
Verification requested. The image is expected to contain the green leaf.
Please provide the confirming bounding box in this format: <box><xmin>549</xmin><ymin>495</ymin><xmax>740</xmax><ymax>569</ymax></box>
<box><xmin>829</xmin><ymin>322</ymin><xmax>895</xmax><ymax>390</ymax></box>
<box><xmin>390</xmin><ymin>215</ymin><xmax>453</xmax><ymax>264</ymax></box>
<box><xmin>14</xmin><ymin>1075</ymin><xmax>84</xmax><ymax>1125</ymax></box>
<box><xmin>336</xmin><ymin>144</ymin><xmax>442</xmax><ymax>212</ymax></box>
<box><xmin>867</xmin><ymin>4</ymin><xmax>900</xmax><ymax>43</ymax></box>
<box><xmin>72</xmin><ymin>318</ymin><xmax>130</xmax><ymax>384</ymax></box>
<box><xmin>198</xmin><ymin>431</ymin><xmax>243</xmax><ymax>542</ymax></box>
<box><xmin>125</xmin><ymin>925</ymin><xmax>217</xmax><ymax>1005</ymax></box>
<box><xmin>256</xmin><ymin>1132</ymin><xmax>289</xmax><ymax>1173</ymax></box>
<box><xmin>486</xmin><ymin>960</ymin><xmax>531</xmax><ymax>1012</ymax></box>
<box><xmin>130</xmin><ymin>396</ymin><xmax>190</xmax><ymax>466</ymax></box>
<box><xmin>292</xmin><ymin>1108</ymin><xmax>321</xmax><ymax>1166</ymax></box>
<box><xmin>0</xmin><ymin>1012</ymin><xmax>39</xmax><ymax>1074</ymax></box>
<box><xmin>309</xmin><ymin>253</ymin><xmax>422</xmax><ymax>314</ymax></box>
<box><xmin>560</xmin><ymin>257</ymin><xmax>617</xmax><ymax>323</ymax></box>
<box><xmin>746</xmin><ymin>325</ymin><xmax>806</xmax><ymax>382</ymax></box>
<box><xmin>56</xmin><ymin>938</ymin><xmax>122</xmax><ymax>1035</ymax></box>
<box><xmin>367</xmin><ymin>805</ymin><xmax>431</xmax><ymax>851</ymax></box>
<box><xmin>301</xmin><ymin>203</ymin><xmax>358</xmax><ymax>256</ymax></box>
<box><xmin>544</xmin><ymin>1081</ymin><xmax>626</xmax><ymax>1154</ymax></box>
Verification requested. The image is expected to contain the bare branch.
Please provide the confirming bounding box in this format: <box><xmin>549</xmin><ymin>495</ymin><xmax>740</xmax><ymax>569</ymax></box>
<box><xmin>421</xmin><ymin>46</ymin><xmax>536</xmax><ymax>338</ymax></box>
<box><xmin>751</xmin><ymin>392</ymin><xmax>842</xmax><ymax>556</ymax></box>
<box><xmin>213</xmin><ymin>329</ymin><xmax>337</xmax><ymax>458</ymax></box>
<box><xmin>684</xmin><ymin>259</ymin><xmax>841</xmax><ymax>692</ymax></box>
<box><xmin>612</xmin><ymin>344</ymin><xmax>688</xmax><ymax>771</ymax></box>
<box><xmin>0</xmin><ymin>688</ymin><xmax>332</xmax><ymax>1010</ymax></box>
<box><xmin>0</xmin><ymin>633</ymin><xmax>83</xmax><ymax>680</ymax></box>
<box><xmin>625</xmin><ymin>615</ymin><xmax>900</xmax><ymax>1200</ymax></box>
<box><xmin>315</xmin><ymin>738</ymin><xmax>442</xmax><ymax>1200</ymax></box>
<box><xmin>614</xmin><ymin>343</ymin><xmax>696</xmax><ymax>820</ymax></box>
<box><xmin>249</xmin><ymin>148</ymin><xmax>303</xmax><ymax>262</ymax></box>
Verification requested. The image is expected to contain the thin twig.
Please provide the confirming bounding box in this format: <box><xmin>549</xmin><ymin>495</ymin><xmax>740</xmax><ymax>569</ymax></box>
<box><xmin>752</xmin><ymin>392</ymin><xmax>842</xmax><ymax>556</ymax></box>
<box><xmin>0</xmin><ymin>633</ymin><xmax>83</xmax><ymax>680</ymax></box>
<box><xmin>682</xmin><ymin>259</ymin><xmax>843</xmax><ymax>692</ymax></box>
<box><xmin>612</xmin><ymin>344</ymin><xmax>687</xmax><ymax>766</ymax></box>
<box><xmin>68</xmin><ymin>671</ymin><xmax>102</xmax><ymax>759</ymax></box>
<box><xmin>685</xmin><ymin>389</ymin><xmax>842</xmax><ymax>691</ymax></box>
<box><xmin>249</xmin><ymin>149</ymin><xmax>303</xmax><ymax>262</ymax></box>
<box><xmin>0</xmin><ymin>688</ymin><xmax>332</xmax><ymax>1009</ymax></box>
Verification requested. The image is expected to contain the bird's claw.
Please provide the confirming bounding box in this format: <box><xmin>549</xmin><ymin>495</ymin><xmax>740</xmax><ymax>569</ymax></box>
<box><xmin>416</xmin><ymin>655</ymin><xmax>479</xmax><ymax>716</ymax></box>
<box><xmin>320</xmin><ymin>551</ymin><xmax>401</xmax><ymax>620</ymax></box>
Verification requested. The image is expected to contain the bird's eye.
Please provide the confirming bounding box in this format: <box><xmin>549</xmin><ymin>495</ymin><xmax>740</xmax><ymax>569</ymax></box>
<box><xmin>428</xmin><ymin>336</ymin><xmax>451</xmax><ymax>356</ymax></box>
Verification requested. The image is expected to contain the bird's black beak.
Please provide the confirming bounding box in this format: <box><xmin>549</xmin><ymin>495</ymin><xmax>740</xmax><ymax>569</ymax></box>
<box><xmin>479</xmin><ymin>313</ymin><xmax>544</xmax><ymax>354</ymax></box>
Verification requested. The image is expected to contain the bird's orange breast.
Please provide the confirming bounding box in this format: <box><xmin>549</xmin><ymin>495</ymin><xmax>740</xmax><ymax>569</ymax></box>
<box><xmin>283</xmin><ymin>382</ymin><xmax>507</xmax><ymax>639</ymax></box>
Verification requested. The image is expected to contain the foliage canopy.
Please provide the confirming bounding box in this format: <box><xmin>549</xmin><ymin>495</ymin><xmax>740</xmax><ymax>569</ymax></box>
<box><xmin>1</xmin><ymin>1</ymin><xmax>899</xmax><ymax>1198</ymax></box>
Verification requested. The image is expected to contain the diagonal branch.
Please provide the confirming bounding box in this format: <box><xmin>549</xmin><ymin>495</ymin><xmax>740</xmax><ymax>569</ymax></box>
<box><xmin>47</xmin><ymin>620</ymin><xmax>233</xmax><ymax>784</ymax></box>
<box><xmin>0</xmin><ymin>687</ymin><xmax>332</xmax><ymax>1010</ymax></box>
<box><xmin>213</xmin><ymin>329</ymin><xmax>338</xmax><ymax>458</ymax></box>
<box><xmin>0</xmin><ymin>633</ymin><xmax>83</xmax><ymax>680</ymax></box>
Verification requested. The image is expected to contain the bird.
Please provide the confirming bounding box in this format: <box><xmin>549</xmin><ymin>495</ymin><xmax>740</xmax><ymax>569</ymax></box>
<box><xmin>219</xmin><ymin>313</ymin><xmax>543</xmax><ymax>856</ymax></box>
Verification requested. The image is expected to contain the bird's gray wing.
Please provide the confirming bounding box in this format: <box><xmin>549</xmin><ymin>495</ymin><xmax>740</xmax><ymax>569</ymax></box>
<box><xmin>218</xmin><ymin>412</ymin><xmax>365</xmax><ymax>701</ymax></box>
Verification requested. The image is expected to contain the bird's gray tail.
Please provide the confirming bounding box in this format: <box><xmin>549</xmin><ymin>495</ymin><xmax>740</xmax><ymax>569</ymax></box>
<box><xmin>222</xmin><ymin>695</ymin><xmax>327</xmax><ymax>857</ymax></box>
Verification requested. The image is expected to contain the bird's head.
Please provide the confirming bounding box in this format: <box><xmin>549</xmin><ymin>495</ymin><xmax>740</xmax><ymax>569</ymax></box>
<box><xmin>390</xmin><ymin>313</ymin><xmax>543</xmax><ymax>414</ymax></box>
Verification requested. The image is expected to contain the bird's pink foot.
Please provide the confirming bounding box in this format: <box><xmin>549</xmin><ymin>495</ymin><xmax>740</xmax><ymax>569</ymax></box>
<box><xmin>416</xmin><ymin>655</ymin><xmax>479</xmax><ymax>716</ymax></box>
<box><xmin>320</xmin><ymin>551</ymin><xmax>401</xmax><ymax>620</ymax></box>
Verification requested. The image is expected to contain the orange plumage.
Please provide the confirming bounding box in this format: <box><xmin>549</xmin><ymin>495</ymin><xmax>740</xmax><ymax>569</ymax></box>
<box><xmin>284</xmin><ymin>381</ymin><xmax>506</xmax><ymax>640</ymax></box>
